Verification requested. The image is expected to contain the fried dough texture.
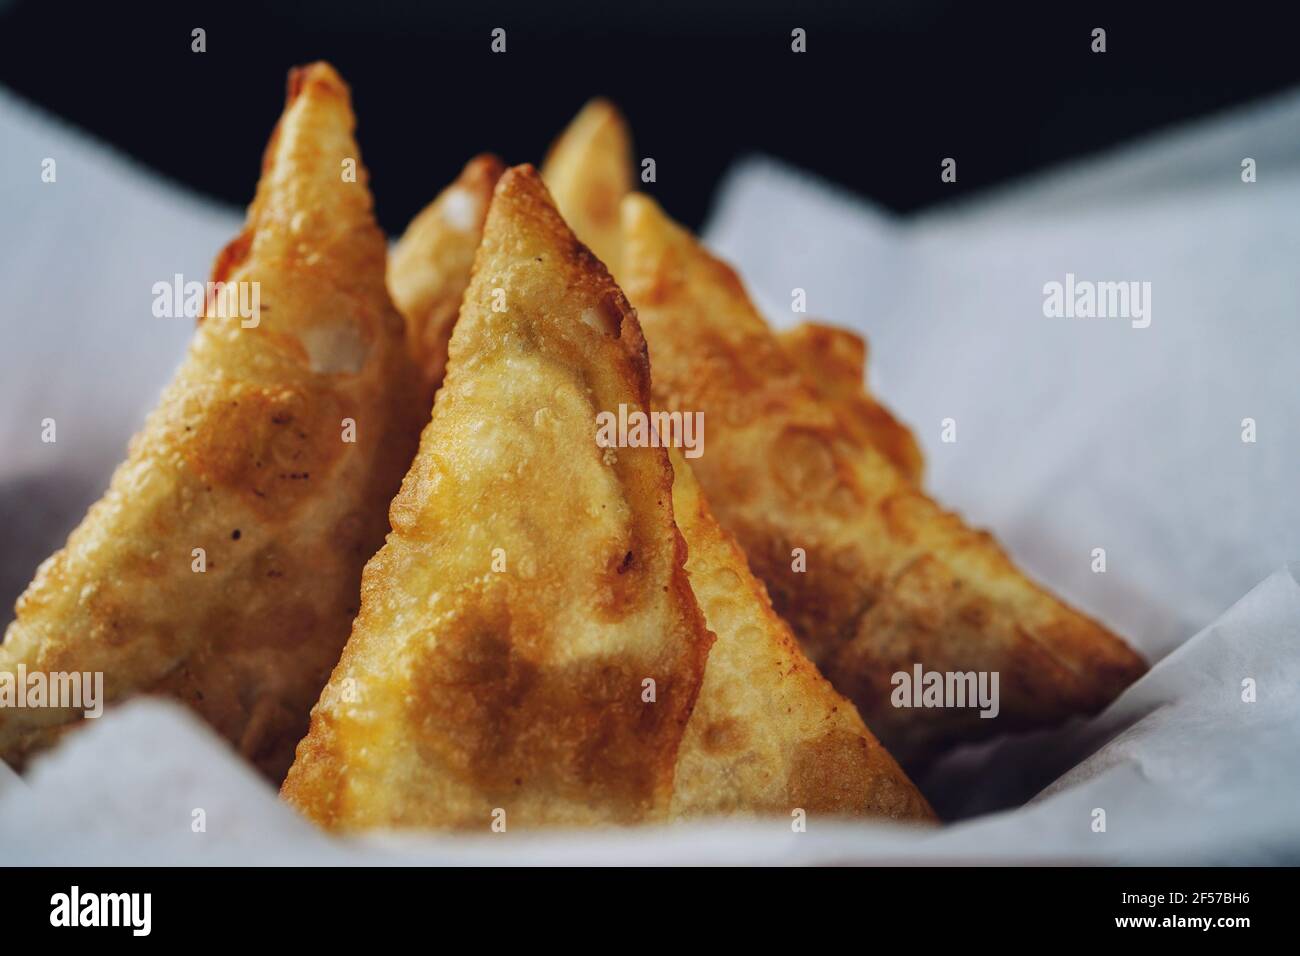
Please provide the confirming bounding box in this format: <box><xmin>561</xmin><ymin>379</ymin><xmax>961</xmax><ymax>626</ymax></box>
<box><xmin>777</xmin><ymin>323</ymin><xmax>925</xmax><ymax>485</ymax></box>
<box><xmin>388</xmin><ymin>154</ymin><xmax>504</xmax><ymax>395</ymax></box>
<box><xmin>621</xmin><ymin>194</ymin><xmax>1147</xmax><ymax>765</ymax></box>
<box><xmin>669</xmin><ymin>450</ymin><xmax>933</xmax><ymax>821</ymax></box>
<box><xmin>541</xmin><ymin>98</ymin><xmax>634</xmax><ymax>276</ymax></box>
<box><xmin>0</xmin><ymin>63</ymin><xmax>424</xmax><ymax>780</ymax></box>
<box><xmin>281</xmin><ymin>166</ymin><xmax>713</xmax><ymax>830</ymax></box>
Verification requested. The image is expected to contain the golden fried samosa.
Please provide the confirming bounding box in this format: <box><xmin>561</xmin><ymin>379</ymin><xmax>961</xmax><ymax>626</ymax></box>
<box><xmin>669</xmin><ymin>449</ymin><xmax>933</xmax><ymax>821</ymax></box>
<box><xmin>281</xmin><ymin>166</ymin><xmax>712</xmax><ymax>830</ymax></box>
<box><xmin>621</xmin><ymin>194</ymin><xmax>1147</xmax><ymax>765</ymax></box>
<box><xmin>379</xmin><ymin>148</ymin><xmax>927</xmax><ymax>823</ymax></box>
<box><xmin>542</xmin><ymin>98</ymin><xmax>633</xmax><ymax>275</ymax></box>
<box><xmin>777</xmin><ymin>322</ymin><xmax>925</xmax><ymax>485</ymax></box>
<box><xmin>0</xmin><ymin>62</ymin><xmax>424</xmax><ymax>780</ymax></box>
<box><xmin>388</xmin><ymin>154</ymin><xmax>504</xmax><ymax>394</ymax></box>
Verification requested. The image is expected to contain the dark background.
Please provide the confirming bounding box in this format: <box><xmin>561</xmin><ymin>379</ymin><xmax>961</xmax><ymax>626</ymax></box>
<box><xmin>1</xmin><ymin>0</ymin><xmax>1297</xmax><ymax>232</ymax></box>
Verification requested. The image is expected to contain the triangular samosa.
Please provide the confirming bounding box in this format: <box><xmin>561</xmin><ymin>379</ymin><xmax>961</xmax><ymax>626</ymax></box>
<box><xmin>281</xmin><ymin>166</ymin><xmax>712</xmax><ymax>829</ymax></box>
<box><xmin>777</xmin><ymin>322</ymin><xmax>925</xmax><ymax>485</ymax></box>
<box><xmin>621</xmin><ymin>194</ymin><xmax>1147</xmax><ymax>764</ymax></box>
<box><xmin>668</xmin><ymin>449</ymin><xmax>933</xmax><ymax>821</ymax></box>
<box><xmin>376</xmin><ymin>161</ymin><xmax>929</xmax><ymax>824</ymax></box>
<box><xmin>542</xmin><ymin>98</ymin><xmax>633</xmax><ymax>276</ymax></box>
<box><xmin>0</xmin><ymin>63</ymin><xmax>424</xmax><ymax>780</ymax></box>
<box><xmin>388</xmin><ymin>154</ymin><xmax>504</xmax><ymax>394</ymax></box>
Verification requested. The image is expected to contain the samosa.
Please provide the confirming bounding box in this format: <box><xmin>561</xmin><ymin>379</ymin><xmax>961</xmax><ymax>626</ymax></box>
<box><xmin>281</xmin><ymin>166</ymin><xmax>713</xmax><ymax>829</ymax></box>
<box><xmin>621</xmin><ymin>194</ymin><xmax>1147</xmax><ymax>764</ymax></box>
<box><xmin>388</xmin><ymin>154</ymin><xmax>504</xmax><ymax>394</ymax></box>
<box><xmin>358</xmin><ymin>164</ymin><xmax>930</xmax><ymax>826</ymax></box>
<box><xmin>668</xmin><ymin>449</ymin><xmax>932</xmax><ymax>821</ymax></box>
<box><xmin>0</xmin><ymin>63</ymin><xmax>424</xmax><ymax>780</ymax></box>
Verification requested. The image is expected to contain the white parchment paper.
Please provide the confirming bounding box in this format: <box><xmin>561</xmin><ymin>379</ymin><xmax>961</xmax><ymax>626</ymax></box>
<box><xmin>1</xmin><ymin>84</ymin><xmax>1297</xmax><ymax>864</ymax></box>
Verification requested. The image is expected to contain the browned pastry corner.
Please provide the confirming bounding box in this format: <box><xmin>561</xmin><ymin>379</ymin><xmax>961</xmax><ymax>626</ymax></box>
<box><xmin>542</xmin><ymin>97</ymin><xmax>634</xmax><ymax>277</ymax></box>
<box><xmin>777</xmin><ymin>322</ymin><xmax>925</xmax><ymax>486</ymax></box>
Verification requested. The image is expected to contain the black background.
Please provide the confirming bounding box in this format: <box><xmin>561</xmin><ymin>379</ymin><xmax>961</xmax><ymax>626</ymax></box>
<box><xmin>2</xmin><ymin>0</ymin><xmax>1296</xmax><ymax>233</ymax></box>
